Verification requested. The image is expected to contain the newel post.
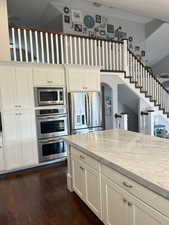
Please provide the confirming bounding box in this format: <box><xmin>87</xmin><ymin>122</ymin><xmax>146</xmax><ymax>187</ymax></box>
<box><xmin>0</xmin><ymin>0</ymin><xmax>10</xmax><ymax>61</ymax></box>
<box><xmin>122</xmin><ymin>39</ymin><xmax>129</xmax><ymax>75</ymax></box>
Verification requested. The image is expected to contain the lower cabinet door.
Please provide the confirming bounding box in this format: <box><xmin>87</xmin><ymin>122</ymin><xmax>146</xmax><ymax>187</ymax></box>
<box><xmin>0</xmin><ymin>148</ymin><xmax>5</xmax><ymax>171</ymax></box>
<box><xmin>19</xmin><ymin>110</ymin><xmax>38</xmax><ymax>167</ymax></box>
<box><xmin>84</xmin><ymin>164</ymin><xmax>101</xmax><ymax>218</ymax></box>
<box><xmin>102</xmin><ymin>175</ymin><xmax>127</xmax><ymax>225</ymax></box>
<box><xmin>72</xmin><ymin>157</ymin><xmax>85</xmax><ymax>199</ymax></box>
<box><xmin>126</xmin><ymin>193</ymin><xmax>169</xmax><ymax>225</ymax></box>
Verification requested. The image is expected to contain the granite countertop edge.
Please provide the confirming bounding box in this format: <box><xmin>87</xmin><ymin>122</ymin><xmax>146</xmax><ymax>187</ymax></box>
<box><xmin>63</xmin><ymin>137</ymin><xmax>169</xmax><ymax>201</ymax></box>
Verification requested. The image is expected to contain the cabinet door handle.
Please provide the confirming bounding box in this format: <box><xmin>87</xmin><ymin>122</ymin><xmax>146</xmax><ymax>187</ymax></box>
<box><xmin>122</xmin><ymin>182</ymin><xmax>133</xmax><ymax>188</ymax></box>
<box><xmin>80</xmin><ymin>155</ymin><xmax>85</xmax><ymax>160</ymax></box>
<box><xmin>80</xmin><ymin>166</ymin><xmax>84</xmax><ymax>170</ymax></box>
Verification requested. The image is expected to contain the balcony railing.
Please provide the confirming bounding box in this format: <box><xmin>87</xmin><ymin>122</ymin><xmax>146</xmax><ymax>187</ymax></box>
<box><xmin>9</xmin><ymin>25</ymin><xmax>169</xmax><ymax>117</ymax></box>
<box><xmin>9</xmin><ymin>25</ymin><xmax>124</xmax><ymax>71</ymax></box>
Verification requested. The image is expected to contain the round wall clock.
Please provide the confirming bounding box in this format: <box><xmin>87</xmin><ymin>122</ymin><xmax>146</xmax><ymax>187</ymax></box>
<box><xmin>84</xmin><ymin>15</ymin><xmax>95</xmax><ymax>29</ymax></box>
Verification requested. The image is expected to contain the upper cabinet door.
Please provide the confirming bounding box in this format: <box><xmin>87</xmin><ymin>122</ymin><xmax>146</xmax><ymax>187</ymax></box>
<box><xmin>0</xmin><ymin>67</ymin><xmax>16</xmax><ymax>111</ymax></box>
<box><xmin>66</xmin><ymin>65</ymin><xmax>100</xmax><ymax>92</ymax></box>
<box><xmin>15</xmin><ymin>67</ymin><xmax>34</xmax><ymax>109</ymax></box>
<box><xmin>33</xmin><ymin>67</ymin><xmax>65</xmax><ymax>86</ymax></box>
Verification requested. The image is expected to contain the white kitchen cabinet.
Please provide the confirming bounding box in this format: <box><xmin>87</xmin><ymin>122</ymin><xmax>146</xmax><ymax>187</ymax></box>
<box><xmin>0</xmin><ymin>67</ymin><xmax>16</xmax><ymax>111</ymax></box>
<box><xmin>71</xmin><ymin>151</ymin><xmax>101</xmax><ymax>218</ymax></box>
<box><xmin>15</xmin><ymin>67</ymin><xmax>34</xmax><ymax>109</ymax></box>
<box><xmin>2</xmin><ymin>110</ymin><xmax>38</xmax><ymax>170</ymax></box>
<box><xmin>0</xmin><ymin>67</ymin><xmax>34</xmax><ymax>111</ymax></box>
<box><xmin>126</xmin><ymin>193</ymin><xmax>169</xmax><ymax>225</ymax></box>
<box><xmin>33</xmin><ymin>67</ymin><xmax>65</xmax><ymax>86</ymax></box>
<box><xmin>0</xmin><ymin>147</ymin><xmax>5</xmax><ymax>171</ymax></box>
<box><xmin>102</xmin><ymin>175</ymin><xmax>169</xmax><ymax>225</ymax></box>
<box><xmin>66</xmin><ymin>65</ymin><xmax>100</xmax><ymax>92</ymax></box>
<box><xmin>20</xmin><ymin>110</ymin><xmax>38</xmax><ymax>167</ymax></box>
<box><xmin>84</xmin><ymin>164</ymin><xmax>101</xmax><ymax>218</ymax></box>
<box><xmin>102</xmin><ymin>175</ymin><xmax>127</xmax><ymax>225</ymax></box>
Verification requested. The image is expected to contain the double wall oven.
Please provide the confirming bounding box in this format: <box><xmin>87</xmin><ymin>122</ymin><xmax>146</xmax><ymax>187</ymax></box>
<box><xmin>35</xmin><ymin>87</ymin><xmax>68</xmax><ymax>163</ymax></box>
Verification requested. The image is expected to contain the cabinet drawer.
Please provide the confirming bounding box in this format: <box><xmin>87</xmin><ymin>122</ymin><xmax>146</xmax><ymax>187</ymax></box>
<box><xmin>71</xmin><ymin>147</ymin><xmax>99</xmax><ymax>171</ymax></box>
<box><xmin>102</xmin><ymin>164</ymin><xmax>169</xmax><ymax>218</ymax></box>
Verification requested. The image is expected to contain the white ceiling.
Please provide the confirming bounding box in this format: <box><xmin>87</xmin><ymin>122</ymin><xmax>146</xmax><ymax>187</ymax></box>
<box><xmin>88</xmin><ymin>0</ymin><xmax>169</xmax><ymax>23</ymax></box>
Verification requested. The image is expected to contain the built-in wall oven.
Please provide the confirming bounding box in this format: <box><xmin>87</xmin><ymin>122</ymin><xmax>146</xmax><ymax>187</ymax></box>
<box><xmin>36</xmin><ymin>108</ymin><xmax>68</xmax><ymax>139</ymax></box>
<box><xmin>38</xmin><ymin>138</ymin><xmax>67</xmax><ymax>162</ymax></box>
<box><xmin>35</xmin><ymin>87</ymin><xmax>64</xmax><ymax>106</ymax></box>
<box><xmin>36</xmin><ymin>107</ymin><xmax>68</xmax><ymax>162</ymax></box>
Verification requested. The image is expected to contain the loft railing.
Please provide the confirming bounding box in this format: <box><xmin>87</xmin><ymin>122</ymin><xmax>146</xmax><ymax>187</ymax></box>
<box><xmin>9</xmin><ymin>25</ymin><xmax>124</xmax><ymax>71</ymax></box>
<box><xmin>9</xmin><ymin>25</ymin><xmax>169</xmax><ymax>116</ymax></box>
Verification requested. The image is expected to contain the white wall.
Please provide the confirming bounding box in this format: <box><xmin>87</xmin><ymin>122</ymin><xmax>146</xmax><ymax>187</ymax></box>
<box><xmin>153</xmin><ymin>54</ymin><xmax>169</xmax><ymax>74</ymax></box>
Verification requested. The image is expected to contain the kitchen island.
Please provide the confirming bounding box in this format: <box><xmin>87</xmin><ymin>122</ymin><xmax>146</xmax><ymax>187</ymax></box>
<box><xmin>64</xmin><ymin>129</ymin><xmax>169</xmax><ymax>225</ymax></box>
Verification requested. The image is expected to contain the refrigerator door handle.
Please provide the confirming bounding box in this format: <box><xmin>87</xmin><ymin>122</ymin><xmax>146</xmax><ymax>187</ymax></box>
<box><xmin>85</xmin><ymin>94</ymin><xmax>89</xmax><ymax>126</ymax></box>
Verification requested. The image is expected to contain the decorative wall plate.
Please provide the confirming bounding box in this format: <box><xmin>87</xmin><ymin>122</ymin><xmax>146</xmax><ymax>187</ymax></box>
<box><xmin>84</xmin><ymin>15</ymin><xmax>95</xmax><ymax>29</ymax></box>
<box><xmin>64</xmin><ymin>7</ymin><xmax>70</xmax><ymax>14</ymax></box>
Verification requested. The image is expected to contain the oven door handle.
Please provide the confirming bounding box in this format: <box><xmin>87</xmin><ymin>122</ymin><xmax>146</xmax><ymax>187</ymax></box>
<box><xmin>39</xmin><ymin>116</ymin><xmax>67</xmax><ymax>120</ymax></box>
<box><xmin>39</xmin><ymin>139</ymin><xmax>63</xmax><ymax>144</ymax></box>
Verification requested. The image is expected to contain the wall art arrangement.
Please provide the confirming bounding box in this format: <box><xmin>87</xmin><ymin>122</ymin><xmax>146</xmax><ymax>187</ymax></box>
<box><xmin>62</xmin><ymin>6</ymin><xmax>146</xmax><ymax>61</ymax></box>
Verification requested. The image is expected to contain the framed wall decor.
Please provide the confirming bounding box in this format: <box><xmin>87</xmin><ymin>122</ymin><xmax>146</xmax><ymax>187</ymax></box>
<box><xmin>96</xmin><ymin>15</ymin><xmax>101</xmax><ymax>23</ymax></box>
<box><xmin>107</xmin><ymin>24</ymin><xmax>114</xmax><ymax>33</ymax></box>
<box><xmin>89</xmin><ymin>31</ymin><xmax>95</xmax><ymax>37</ymax></box>
<box><xmin>72</xmin><ymin>9</ymin><xmax>82</xmax><ymax>23</ymax></box>
<box><xmin>64</xmin><ymin>6</ymin><xmax>70</xmax><ymax>14</ymax></box>
<box><xmin>64</xmin><ymin>15</ymin><xmax>70</xmax><ymax>23</ymax></box>
<box><xmin>74</xmin><ymin>24</ymin><xmax>83</xmax><ymax>32</ymax></box>
<box><xmin>141</xmin><ymin>50</ymin><xmax>146</xmax><ymax>57</ymax></box>
<box><xmin>84</xmin><ymin>15</ymin><xmax>95</xmax><ymax>29</ymax></box>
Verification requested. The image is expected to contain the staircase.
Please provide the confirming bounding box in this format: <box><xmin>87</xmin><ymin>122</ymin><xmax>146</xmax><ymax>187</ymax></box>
<box><xmin>9</xmin><ymin>25</ymin><xmax>169</xmax><ymax>119</ymax></box>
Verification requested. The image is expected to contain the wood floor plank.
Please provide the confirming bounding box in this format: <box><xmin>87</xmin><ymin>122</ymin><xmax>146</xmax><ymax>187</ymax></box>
<box><xmin>0</xmin><ymin>163</ymin><xmax>103</xmax><ymax>225</ymax></box>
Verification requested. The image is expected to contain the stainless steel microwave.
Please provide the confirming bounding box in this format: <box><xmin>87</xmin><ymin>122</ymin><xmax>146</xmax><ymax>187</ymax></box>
<box><xmin>35</xmin><ymin>87</ymin><xmax>64</xmax><ymax>106</ymax></box>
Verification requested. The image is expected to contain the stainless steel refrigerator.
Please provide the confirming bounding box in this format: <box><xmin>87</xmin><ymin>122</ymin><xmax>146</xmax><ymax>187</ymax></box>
<box><xmin>68</xmin><ymin>92</ymin><xmax>103</xmax><ymax>134</ymax></box>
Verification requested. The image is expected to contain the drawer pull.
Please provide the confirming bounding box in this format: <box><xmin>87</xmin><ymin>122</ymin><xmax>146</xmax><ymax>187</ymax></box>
<box><xmin>123</xmin><ymin>182</ymin><xmax>133</xmax><ymax>188</ymax></box>
<box><xmin>128</xmin><ymin>202</ymin><xmax>132</xmax><ymax>207</ymax></box>
<box><xmin>80</xmin><ymin>166</ymin><xmax>84</xmax><ymax>170</ymax></box>
<box><xmin>80</xmin><ymin>155</ymin><xmax>85</xmax><ymax>160</ymax></box>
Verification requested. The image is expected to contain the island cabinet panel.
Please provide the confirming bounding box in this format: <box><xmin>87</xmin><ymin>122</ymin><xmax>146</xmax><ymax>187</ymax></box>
<box><xmin>72</xmin><ymin>157</ymin><xmax>85</xmax><ymax>200</ymax></box>
<box><xmin>71</xmin><ymin>149</ymin><xmax>102</xmax><ymax>219</ymax></box>
<box><xmin>84</xmin><ymin>164</ymin><xmax>101</xmax><ymax>218</ymax></box>
<box><xmin>102</xmin><ymin>174</ymin><xmax>169</xmax><ymax>225</ymax></box>
<box><xmin>102</xmin><ymin>175</ymin><xmax>127</xmax><ymax>225</ymax></box>
<box><xmin>126</xmin><ymin>193</ymin><xmax>169</xmax><ymax>225</ymax></box>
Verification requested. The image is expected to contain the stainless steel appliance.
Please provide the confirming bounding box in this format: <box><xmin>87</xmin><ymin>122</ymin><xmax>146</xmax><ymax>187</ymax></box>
<box><xmin>36</xmin><ymin>107</ymin><xmax>68</xmax><ymax>162</ymax></box>
<box><xmin>35</xmin><ymin>87</ymin><xmax>64</xmax><ymax>106</ymax></box>
<box><xmin>38</xmin><ymin>138</ymin><xmax>67</xmax><ymax>162</ymax></box>
<box><xmin>69</xmin><ymin>92</ymin><xmax>103</xmax><ymax>134</ymax></box>
<box><xmin>36</xmin><ymin>108</ymin><xmax>68</xmax><ymax>139</ymax></box>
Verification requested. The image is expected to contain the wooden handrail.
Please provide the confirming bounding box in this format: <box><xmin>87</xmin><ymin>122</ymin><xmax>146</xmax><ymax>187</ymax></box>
<box><xmin>128</xmin><ymin>49</ymin><xmax>169</xmax><ymax>94</ymax></box>
<box><xmin>9</xmin><ymin>24</ymin><xmax>123</xmax><ymax>44</ymax></box>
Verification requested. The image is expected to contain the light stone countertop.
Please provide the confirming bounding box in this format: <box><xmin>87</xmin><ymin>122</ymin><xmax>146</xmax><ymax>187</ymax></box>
<box><xmin>64</xmin><ymin>129</ymin><xmax>169</xmax><ymax>200</ymax></box>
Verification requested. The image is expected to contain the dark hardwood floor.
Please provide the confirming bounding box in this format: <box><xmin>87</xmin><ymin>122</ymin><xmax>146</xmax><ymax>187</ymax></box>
<box><xmin>0</xmin><ymin>162</ymin><xmax>103</xmax><ymax>225</ymax></box>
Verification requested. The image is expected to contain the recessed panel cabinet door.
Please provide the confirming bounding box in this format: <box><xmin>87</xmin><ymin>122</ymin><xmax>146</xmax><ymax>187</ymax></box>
<box><xmin>0</xmin><ymin>67</ymin><xmax>16</xmax><ymax>111</ymax></box>
<box><xmin>3</xmin><ymin>111</ymin><xmax>22</xmax><ymax>170</ymax></box>
<box><xmin>20</xmin><ymin>110</ymin><xmax>38</xmax><ymax>167</ymax></box>
<box><xmin>15</xmin><ymin>68</ymin><xmax>34</xmax><ymax>109</ymax></box>
<box><xmin>102</xmin><ymin>175</ymin><xmax>127</xmax><ymax>225</ymax></box>
<box><xmin>0</xmin><ymin>148</ymin><xmax>4</xmax><ymax>171</ymax></box>
<box><xmin>84</xmin><ymin>164</ymin><xmax>101</xmax><ymax>218</ymax></box>
<box><xmin>127</xmin><ymin>194</ymin><xmax>169</xmax><ymax>225</ymax></box>
<box><xmin>72</xmin><ymin>158</ymin><xmax>85</xmax><ymax>200</ymax></box>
